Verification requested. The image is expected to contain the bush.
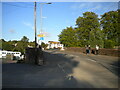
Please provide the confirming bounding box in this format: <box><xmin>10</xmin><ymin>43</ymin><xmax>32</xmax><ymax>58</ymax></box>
<box><xmin>6</xmin><ymin>54</ymin><xmax>13</xmax><ymax>60</ymax></box>
<box><xmin>41</xmin><ymin>42</ymin><xmax>48</xmax><ymax>50</ymax></box>
<box><xmin>104</xmin><ymin>40</ymin><xmax>115</xmax><ymax>48</ymax></box>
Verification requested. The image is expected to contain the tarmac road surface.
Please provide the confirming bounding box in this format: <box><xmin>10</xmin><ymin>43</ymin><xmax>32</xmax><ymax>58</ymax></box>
<box><xmin>2</xmin><ymin>50</ymin><xmax>119</xmax><ymax>88</ymax></box>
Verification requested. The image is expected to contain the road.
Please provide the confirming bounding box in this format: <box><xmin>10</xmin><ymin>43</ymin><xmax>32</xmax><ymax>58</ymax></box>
<box><xmin>2</xmin><ymin>50</ymin><xmax>119</xmax><ymax>88</ymax></box>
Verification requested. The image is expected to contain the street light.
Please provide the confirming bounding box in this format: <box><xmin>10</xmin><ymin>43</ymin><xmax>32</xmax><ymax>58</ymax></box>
<box><xmin>34</xmin><ymin>2</ymin><xmax>37</xmax><ymax>48</ymax></box>
<box><xmin>39</xmin><ymin>2</ymin><xmax>52</xmax><ymax>45</ymax></box>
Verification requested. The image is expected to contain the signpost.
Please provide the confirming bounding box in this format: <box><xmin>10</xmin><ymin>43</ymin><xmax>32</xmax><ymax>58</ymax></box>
<box><xmin>37</xmin><ymin>34</ymin><xmax>45</xmax><ymax>37</ymax></box>
<box><xmin>39</xmin><ymin>37</ymin><xmax>44</xmax><ymax>40</ymax></box>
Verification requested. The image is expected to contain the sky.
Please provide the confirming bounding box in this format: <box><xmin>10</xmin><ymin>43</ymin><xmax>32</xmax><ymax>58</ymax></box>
<box><xmin>1</xmin><ymin>1</ymin><xmax>119</xmax><ymax>43</ymax></box>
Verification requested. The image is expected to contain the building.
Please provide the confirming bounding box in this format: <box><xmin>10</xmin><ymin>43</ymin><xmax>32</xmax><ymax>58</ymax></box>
<box><xmin>46</xmin><ymin>41</ymin><xmax>64</xmax><ymax>50</ymax></box>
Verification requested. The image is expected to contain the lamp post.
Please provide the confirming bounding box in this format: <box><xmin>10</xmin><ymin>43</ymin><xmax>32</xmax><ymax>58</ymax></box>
<box><xmin>34</xmin><ymin>2</ymin><xmax>37</xmax><ymax>48</ymax></box>
<box><xmin>39</xmin><ymin>2</ymin><xmax>52</xmax><ymax>45</ymax></box>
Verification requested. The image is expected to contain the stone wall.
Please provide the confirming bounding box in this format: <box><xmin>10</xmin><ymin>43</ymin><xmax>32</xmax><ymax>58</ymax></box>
<box><xmin>66</xmin><ymin>47</ymin><xmax>120</xmax><ymax>57</ymax></box>
<box><xmin>25</xmin><ymin>47</ymin><xmax>44</xmax><ymax>65</ymax></box>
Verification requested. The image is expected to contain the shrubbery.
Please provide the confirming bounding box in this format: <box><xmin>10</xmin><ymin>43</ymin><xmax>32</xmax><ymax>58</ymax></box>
<box><xmin>104</xmin><ymin>40</ymin><xmax>116</xmax><ymax>48</ymax></box>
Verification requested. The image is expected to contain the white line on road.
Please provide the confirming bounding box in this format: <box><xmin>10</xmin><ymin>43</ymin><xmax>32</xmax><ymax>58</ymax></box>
<box><xmin>57</xmin><ymin>64</ymin><xmax>73</xmax><ymax>80</ymax></box>
<box><xmin>58</xmin><ymin>64</ymin><xmax>66</xmax><ymax>74</ymax></box>
<box><xmin>75</xmin><ymin>56</ymin><xmax>79</xmax><ymax>58</ymax></box>
<box><xmin>69</xmin><ymin>55</ymin><xmax>74</xmax><ymax>57</ymax></box>
<box><xmin>87</xmin><ymin>59</ymin><xmax>96</xmax><ymax>62</ymax></box>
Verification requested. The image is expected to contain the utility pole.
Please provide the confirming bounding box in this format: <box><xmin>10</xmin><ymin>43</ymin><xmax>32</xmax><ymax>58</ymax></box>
<box><xmin>40</xmin><ymin>3</ymin><xmax>43</xmax><ymax>33</ymax></box>
<box><xmin>34</xmin><ymin>2</ymin><xmax>37</xmax><ymax>48</ymax></box>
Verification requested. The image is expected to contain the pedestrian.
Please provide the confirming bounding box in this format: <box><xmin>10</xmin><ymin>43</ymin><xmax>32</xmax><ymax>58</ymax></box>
<box><xmin>85</xmin><ymin>45</ymin><xmax>89</xmax><ymax>54</ymax></box>
<box><xmin>20</xmin><ymin>54</ymin><xmax>24</xmax><ymax>60</ymax></box>
<box><xmin>88</xmin><ymin>45</ymin><xmax>91</xmax><ymax>54</ymax></box>
<box><xmin>95</xmin><ymin>45</ymin><xmax>99</xmax><ymax>55</ymax></box>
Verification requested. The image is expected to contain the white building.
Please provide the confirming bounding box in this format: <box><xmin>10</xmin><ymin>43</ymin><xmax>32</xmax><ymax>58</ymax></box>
<box><xmin>46</xmin><ymin>41</ymin><xmax>64</xmax><ymax>50</ymax></box>
<box><xmin>0</xmin><ymin>50</ymin><xmax>21</xmax><ymax>59</ymax></box>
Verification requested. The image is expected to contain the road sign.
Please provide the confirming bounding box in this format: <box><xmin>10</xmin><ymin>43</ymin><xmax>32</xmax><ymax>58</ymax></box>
<box><xmin>37</xmin><ymin>34</ymin><xmax>45</xmax><ymax>37</ymax></box>
<box><xmin>39</xmin><ymin>37</ymin><xmax>44</xmax><ymax>40</ymax></box>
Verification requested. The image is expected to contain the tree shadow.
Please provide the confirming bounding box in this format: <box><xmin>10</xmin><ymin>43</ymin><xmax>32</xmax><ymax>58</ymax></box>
<box><xmin>2</xmin><ymin>50</ymin><xmax>94</xmax><ymax>88</ymax></box>
<box><xmin>110</xmin><ymin>60</ymin><xmax>120</xmax><ymax>77</ymax></box>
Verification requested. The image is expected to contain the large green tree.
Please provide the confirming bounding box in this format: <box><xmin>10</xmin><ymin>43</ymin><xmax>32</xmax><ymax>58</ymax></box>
<box><xmin>13</xmin><ymin>36</ymin><xmax>29</xmax><ymax>54</ymax></box>
<box><xmin>0</xmin><ymin>36</ymin><xmax>37</xmax><ymax>53</ymax></box>
<box><xmin>101</xmin><ymin>10</ymin><xmax>119</xmax><ymax>47</ymax></box>
<box><xmin>13</xmin><ymin>41</ymin><xmax>27</xmax><ymax>54</ymax></box>
<box><xmin>1</xmin><ymin>39</ymin><xmax>15</xmax><ymax>51</ymax></box>
<box><xmin>21</xmin><ymin>36</ymin><xmax>29</xmax><ymax>42</ymax></box>
<box><xmin>58</xmin><ymin>27</ymin><xmax>80</xmax><ymax>47</ymax></box>
<box><xmin>76</xmin><ymin>12</ymin><xmax>103</xmax><ymax>47</ymax></box>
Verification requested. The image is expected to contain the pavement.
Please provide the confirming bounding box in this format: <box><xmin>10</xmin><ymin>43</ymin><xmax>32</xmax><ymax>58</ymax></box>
<box><xmin>2</xmin><ymin>50</ymin><xmax>119</xmax><ymax>88</ymax></box>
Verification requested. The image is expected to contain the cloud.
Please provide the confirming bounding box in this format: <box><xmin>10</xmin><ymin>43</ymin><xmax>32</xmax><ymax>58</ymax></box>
<box><xmin>9</xmin><ymin>29</ymin><xmax>16</xmax><ymax>34</ymax></box>
<box><xmin>43</xmin><ymin>32</ymin><xmax>50</xmax><ymax>37</ymax></box>
<box><xmin>23</xmin><ymin>22</ymin><xmax>31</xmax><ymax>26</ymax></box>
<box><xmin>71</xmin><ymin>3</ymin><xmax>102</xmax><ymax>11</ymax></box>
<box><xmin>71</xmin><ymin>3</ymin><xmax>86</xmax><ymax>10</ymax></box>
<box><xmin>23</xmin><ymin>21</ymin><xmax>34</xmax><ymax>30</ymax></box>
<box><xmin>71</xmin><ymin>2</ymin><xmax>118</xmax><ymax>15</ymax></box>
<box><xmin>88</xmin><ymin>5</ymin><xmax>102</xmax><ymax>11</ymax></box>
<box><xmin>42</xmin><ymin>16</ymin><xmax>47</xmax><ymax>19</ymax></box>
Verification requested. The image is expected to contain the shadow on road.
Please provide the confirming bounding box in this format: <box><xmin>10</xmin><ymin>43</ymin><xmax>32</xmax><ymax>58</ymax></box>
<box><xmin>110</xmin><ymin>60</ymin><xmax>120</xmax><ymax>77</ymax></box>
<box><xmin>86</xmin><ymin>54</ymin><xmax>119</xmax><ymax>78</ymax></box>
<box><xmin>2</xmin><ymin>50</ymin><xmax>94</xmax><ymax>88</ymax></box>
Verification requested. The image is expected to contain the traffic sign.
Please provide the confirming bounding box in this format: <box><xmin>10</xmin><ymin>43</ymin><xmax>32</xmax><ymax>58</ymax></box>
<box><xmin>37</xmin><ymin>34</ymin><xmax>45</xmax><ymax>37</ymax></box>
<box><xmin>39</xmin><ymin>37</ymin><xmax>44</xmax><ymax>40</ymax></box>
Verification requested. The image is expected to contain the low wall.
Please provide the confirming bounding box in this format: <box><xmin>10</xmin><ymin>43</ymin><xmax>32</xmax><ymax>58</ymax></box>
<box><xmin>25</xmin><ymin>47</ymin><xmax>44</xmax><ymax>65</ymax></box>
<box><xmin>65</xmin><ymin>47</ymin><xmax>120</xmax><ymax>57</ymax></box>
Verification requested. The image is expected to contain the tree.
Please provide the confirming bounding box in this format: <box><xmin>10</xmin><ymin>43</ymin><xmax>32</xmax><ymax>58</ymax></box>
<box><xmin>104</xmin><ymin>40</ymin><xmax>116</xmax><ymax>48</ymax></box>
<box><xmin>76</xmin><ymin>12</ymin><xmax>103</xmax><ymax>47</ymax></box>
<box><xmin>0</xmin><ymin>39</ymin><xmax>15</xmax><ymax>51</ymax></box>
<box><xmin>0</xmin><ymin>39</ymin><xmax>5</xmax><ymax>49</ymax></box>
<box><xmin>41</xmin><ymin>42</ymin><xmax>48</xmax><ymax>49</ymax></box>
<box><xmin>58</xmin><ymin>27</ymin><xmax>80</xmax><ymax>47</ymax></box>
<box><xmin>13</xmin><ymin>36</ymin><xmax>29</xmax><ymax>54</ymax></box>
<box><xmin>21</xmin><ymin>36</ymin><xmax>29</xmax><ymax>42</ymax></box>
<box><xmin>13</xmin><ymin>41</ymin><xmax>26</xmax><ymax>54</ymax></box>
<box><xmin>0</xmin><ymin>39</ymin><xmax>6</xmax><ymax>42</ymax></box>
<box><xmin>0</xmin><ymin>36</ymin><xmax>34</xmax><ymax>54</ymax></box>
<box><xmin>28</xmin><ymin>41</ymin><xmax>35</xmax><ymax>47</ymax></box>
<box><xmin>2</xmin><ymin>41</ymin><xmax>14</xmax><ymax>51</ymax></box>
<box><xmin>101</xmin><ymin>10</ymin><xmax>119</xmax><ymax>47</ymax></box>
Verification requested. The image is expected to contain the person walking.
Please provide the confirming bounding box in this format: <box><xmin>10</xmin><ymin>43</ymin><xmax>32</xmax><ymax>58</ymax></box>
<box><xmin>95</xmin><ymin>45</ymin><xmax>99</xmax><ymax>55</ymax></box>
<box><xmin>85</xmin><ymin>45</ymin><xmax>89</xmax><ymax>55</ymax></box>
<box><xmin>88</xmin><ymin>45</ymin><xmax>91</xmax><ymax>54</ymax></box>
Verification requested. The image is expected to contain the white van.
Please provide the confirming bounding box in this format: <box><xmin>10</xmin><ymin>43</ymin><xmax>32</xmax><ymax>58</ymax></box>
<box><xmin>0</xmin><ymin>50</ymin><xmax>21</xmax><ymax>59</ymax></box>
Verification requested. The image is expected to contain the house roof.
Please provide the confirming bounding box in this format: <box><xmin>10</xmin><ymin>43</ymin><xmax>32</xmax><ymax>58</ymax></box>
<box><xmin>48</xmin><ymin>41</ymin><xmax>60</xmax><ymax>44</ymax></box>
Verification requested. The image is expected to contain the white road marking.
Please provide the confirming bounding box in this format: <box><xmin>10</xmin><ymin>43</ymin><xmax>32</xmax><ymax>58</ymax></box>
<box><xmin>57</xmin><ymin>64</ymin><xmax>73</xmax><ymax>80</ymax></box>
<box><xmin>58</xmin><ymin>64</ymin><xmax>66</xmax><ymax>74</ymax></box>
<box><xmin>69</xmin><ymin>55</ymin><xmax>74</xmax><ymax>57</ymax></box>
<box><xmin>87</xmin><ymin>59</ymin><xmax>96</xmax><ymax>62</ymax></box>
<box><xmin>75</xmin><ymin>56</ymin><xmax>79</xmax><ymax>58</ymax></box>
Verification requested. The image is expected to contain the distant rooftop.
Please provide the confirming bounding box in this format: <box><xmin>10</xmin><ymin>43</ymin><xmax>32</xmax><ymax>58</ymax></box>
<box><xmin>48</xmin><ymin>41</ymin><xmax>60</xmax><ymax>44</ymax></box>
